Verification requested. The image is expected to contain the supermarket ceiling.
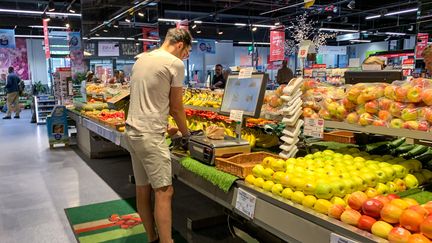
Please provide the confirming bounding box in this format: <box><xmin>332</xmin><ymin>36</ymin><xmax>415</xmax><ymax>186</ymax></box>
<box><xmin>0</xmin><ymin>0</ymin><xmax>430</xmax><ymax>44</ymax></box>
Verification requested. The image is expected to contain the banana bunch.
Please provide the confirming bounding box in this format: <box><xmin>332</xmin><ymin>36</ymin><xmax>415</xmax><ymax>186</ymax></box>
<box><xmin>241</xmin><ymin>129</ymin><xmax>257</xmax><ymax>148</ymax></box>
<box><xmin>255</xmin><ymin>131</ymin><xmax>280</xmax><ymax>148</ymax></box>
<box><xmin>183</xmin><ymin>89</ymin><xmax>222</xmax><ymax>108</ymax></box>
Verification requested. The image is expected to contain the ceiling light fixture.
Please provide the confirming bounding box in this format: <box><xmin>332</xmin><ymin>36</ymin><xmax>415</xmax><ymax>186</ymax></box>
<box><xmin>42</xmin><ymin>13</ymin><xmax>50</xmax><ymax>21</ymax></box>
<box><xmin>0</xmin><ymin>8</ymin><xmax>81</xmax><ymax>17</ymax></box>
<box><xmin>194</xmin><ymin>20</ymin><xmax>202</xmax><ymax>24</ymax></box>
<box><xmin>196</xmin><ymin>30</ymin><xmax>202</xmax><ymax>33</ymax></box>
<box><xmin>95</xmin><ymin>33</ymin><xmax>100</xmax><ymax>36</ymax></box>
<box><xmin>350</xmin><ymin>39</ymin><xmax>371</xmax><ymax>43</ymax></box>
<box><xmin>15</xmin><ymin>35</ymin><xmax>44</xmax><ymax>38</ymax></box>
<box><xmin>275</xmin><ymin>22</ymin><xmax>281</xmax><ymax>26</ymax></box>
<box><xmin>347</xmin><ymin>0</ymin><xmax>355</xmax><ymax>10</ymax></box>
<box><xmin>384</xmin><ymin>8</ymin><xmax>418</xmax><ymax>16</ymax></box>
<box><xmin>234</xmin><ymin>23</ymin><xmax>247</xmax><ymax>26</ymax></box>
<box><xmin>238</xmin><ymin>42</ymin><xmax>270</xmax><ymax>45</ymax></box>
<box><xmin>192</xmin><ymin>24</ymin><xmax>197</xmax><ymax>29</ymax></box>
<box><xmin>218</xmin><ymin>31</ymin><xmax>223</xmax><ymax>35</ymax></box>
<box><xmin>29</xmin><ymin>25</ymin><xmax>68</xmax><ymax>29</ymax></box>
<box><xmin>125</xmin><ymin>17</ymin><xmax>131</xmax><ymax>23</ymax></box>
<box><xmin>260</xmin><ymin>0</ymin><xmax>313</xmax><ymax>15</ymax></box>
<box><xmin>385</xmin><ymin>32</ymin><xmax>406</xmax><ymax>36</ymax></box>
<box><xmin>48</xmin><ymin>0</ymin><xmax>55</xmax><ymax>12</ymax></box>
<box><xmin>365</xmin><ymin>14</ymin><xmax>381</xmax><ymax>20</ymax></box>
<box><xmin>138</xmin><ymin>38</ymin><xmax>160</xmax><ymax>42</ymax></box>
<box><xmin>252</xmin><ymin>27</ymin><xmax>257</xmax><ymax>32</ymax></box>
<box><xmin>158</xmin><ymin>18</ymin><xmax>181</xmax><ymax>22</ymax></box>
<box><xmin>65</xmin><ymin>23</ymin><xmax>70</xmax><ymax>28</ymax></box>
<box><xmin>138</xmin><ymin>12</ymin><xmax>144</xmax><ymax>17</ymax></box>
<box><xmin>319</xmin><ymin>28</ymin><xmax>358</xmax><ymax>33</ymax></box>
<box><xmin>103</xmin><ymin>29</ymin><xmax>108</xmax><ymax>32</ymax></box>
<box><xmin>252</xmin><ymin>24</ymin><xmax>275</xmax><ymax>28</ymax></box>
<box><xmin>113</xmin><ymin>22</ymin><xmax>119</xmax><ymax>28</ymax></box>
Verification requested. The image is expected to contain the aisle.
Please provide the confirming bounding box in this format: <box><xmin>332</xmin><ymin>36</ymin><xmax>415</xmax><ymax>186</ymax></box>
<box><xmin>0</xmin><ymin>110</ymin><xmax>122</xmax><ymax>243</ymax></box>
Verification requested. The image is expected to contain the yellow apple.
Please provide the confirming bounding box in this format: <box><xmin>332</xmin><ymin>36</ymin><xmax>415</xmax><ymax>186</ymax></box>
<box><xmin>271</xmin><ymin>183</ymin><xmax>284</xmax><ymax>196</ymax></box>
<box><xmin>331</xmin><ymin>196</ymin><xmax>347</xmax><ymax>207</ymax></box>
<box><xmin>291</xmin><ymin>191</ymin><xmax>305</xmax><ymax>204</ymax></box>
<box><xmin>281</xmin><ymin>187</ymin><xmax>293</xmax><ymax>199</ymax></box>
<box><xmin>302</xmin><ymin>195</ymin><xmax>317</xmax><ymax>208</ymax></box>
<box><xmin>245</xmin><ymin>174</ymin><xmax>256</xmax><ymax>185</ymax></box>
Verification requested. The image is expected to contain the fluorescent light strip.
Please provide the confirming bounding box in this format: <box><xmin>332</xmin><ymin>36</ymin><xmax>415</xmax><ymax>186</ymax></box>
<box><xmin>319</xmin><ymin>28</ymin><xmax>358</xmax><ymax>33</ymax></box>
<box><xmin>194</xmin><ymin>21</ymin><xmax>202</xmax><ymax>24</ymax></box>
<box><xmin>29</xmin><ymin>25</ymin><xmax>68</xmax><ymax>29</ymax></box>
<box><xmin>252</xmin><ymin>24</ymin><xmax>275</xmax><ymax>28</ymax></box>
<box><xmin>138</xmin><ymin>38</ymin><xmax>160</xmax><ymax>42</ymax></box>
<box><xmin>91</xmin><ymin>37</ymin><xmax>126</xmax><ymax>40</ymax></box>
<box><xmin>158</xmin><ymin>18</ymin><xmax>181</xmax><ymax>22</ymax></box>
<box><xmin>385</xmin><ymin>8</ymin><xmax>418</xmax><ymax>16</ymax></box>
<box><xmin>385</xmin><ymin>32</ymin><xmax>406</xmax><ymax>36</ymax></box>
<box><xmin>238</xmin><ymin>42</ymin><xmax>270</xmax><ymax>45</ymax></box>
<box><xmin>365</xmin><ymin>15</ymin><xmax>381</xmax><ymax>20</ymax></box>
<box><xmin>0</xmin><ymin>8</ymin><xmax>81</xmax><ymax>17</ymax></box>
<box><xmin>350</xmin><ymin>40</ymin><xmax>371</xmax><ymax>43</ymax></box>
<box><xmin>235</xmin><ymin>23</ymin><xmax>247</xmax><ymax>26</ymax></box>
<box><xmin>15</xmin><ymin>35</ymin><xmax>44</xmax><ymax>38</ymax></box>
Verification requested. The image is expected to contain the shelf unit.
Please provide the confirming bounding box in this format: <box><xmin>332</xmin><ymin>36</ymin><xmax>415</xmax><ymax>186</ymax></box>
<box><xmin>34</xmin><ymin>95</ymin><xmax>56</xmax><ymax>124</ymax></box>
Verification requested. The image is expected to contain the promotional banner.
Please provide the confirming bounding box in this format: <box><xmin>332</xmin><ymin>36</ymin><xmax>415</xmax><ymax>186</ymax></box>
<box><xmin>121</xmin><ymin>43</ymin><xmax>141</xmax><ymax>56</ymax></box>
<box><xmin>318</xmin><ymin>46</ymin><xmax>347</xmax><ymax>55</ymax></box>
<box><xmin>0</xmin><ymin>38</ymin><xmax>29</xmax><ymax>80</ymax></box>
<box><xmin>68</xmin><ymin>32</ymin><xmax>81</xmax><ymax>51</ymax></box>
<box><xmin>142</xmin><ymin>27</ymin><xmax>159</xmax><ymax>52</ymax></box>
<box><xmin>43</xmin><ymin>19</ymin><xmax>50</xmax><ymax>59</ymax></box>
<box><xmin>416</xmin><ymin>33</ymin><xmax>429</xmax><ymax>59</ymax></box>
<box><xmin>270</xmin><ymin>28</ymin><xmax>285</xmax><ymax>62</ymax></box>
<box><xmin>98</xmin><ymin>42</ymin><xmax>120</xmax><ymax>56</ymax></box>
<box><xmin>0</xmin><ymin>29</ymin><xmax>16</xmax><ymax>48</ymax></box>
<box><xmin>197</xmin><ymin>39</ymin><xmax>216</xmax><ymax>54</ymax></box>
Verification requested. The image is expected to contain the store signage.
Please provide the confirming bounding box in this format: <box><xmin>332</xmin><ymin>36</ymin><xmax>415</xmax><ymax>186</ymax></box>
<box><xmin>229</xmin><ymin>110</ymin><xmax>244</xmax><ymax>122</ymax></box>
<box><xmin>330</xmin><ymin>233</ymin><xmax>359</xmax><ymax>243</ymax></box>
<box><xmin>121</xmin><ymin>43</ymin><xmax>140</xmax><ymax>56</ymax></box>
<box><xmin>238</xmin><ymin>67</ymin><xmax>253</xmax><ymax>79</ymax></box>
<box><xmin>197</xmin><ymin>39</ymin><xmax>216</xmax><ymax>54</ymax></box>
<box><xmin>377</xmin><ymin>53</ymin><xmax>414</xmax><ymax>58</ymax></box>
<box><xmin>416</xmin><ymin>33</ymin><xmax>429</xmax><ymax>59</ymax></box>
<box><xmin>235</xmin><ymin>188</ymin><xmax>256</xmax><ymax>219</ymax></box>
<box><xmin>98</xmin><ymin>42</ymin><xmax>120</xmax><ymax>57</ymax></box>
<box><xmin>68</xmin><ymin>32</ymin><xmax>81</xmax><ymax>51</ymax></box>
<box><xmin>312</xmin><ymin>64</ymin><xmax>326</xmax><ymax>69</ymax></box>
<box><xmin>303</xmin><ymin>118</ymin><xmax>324</xmax><ymax>138</ymax></box>
<box><xmin>142</xmin><ymin>27</ymin><xmax>159</xmax><ymax>52</ymax></box>
<box><xmin>336</xmin><ymin>33</ymin><xmax>360</xmax><ymax>42</ymax></box>
<box><xmin>270</xmin><ymin>28</ymin><xmax>285</xmax><ymax>62</ymax></box>
<box><xmin>403</xmin><ymin>58</ymin><xmax>415</xmax><ymax>65</ymax></box>
<box><xmin>318</xmin><ymin>46</ymin><xmax>347</xmax><ymax>55</ymax></box>
<box><xmin>298</xmin><ymin>40</ymin><xmax>315</xmax><ymax>59</ymax></box>
<box><xmin>42</xmin><ymin>19</ymin><xmax>50</xmax><ymax>59</ymax></box>
<box><xmin>176</xmin><ymin>19</ymin><xmax>189</xmax><ymax>30</ymax></box>
<box><xmin>0</xmin><ymin>29</ymin><xmax>15</xmax><ymax>48</ymax></box>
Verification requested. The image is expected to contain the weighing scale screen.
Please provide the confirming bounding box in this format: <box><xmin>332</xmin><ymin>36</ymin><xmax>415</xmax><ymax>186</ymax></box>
<box><xmin>220</xmin><ymin>73</ymin><xmax>267</xmax><ymax>118</ymax></box>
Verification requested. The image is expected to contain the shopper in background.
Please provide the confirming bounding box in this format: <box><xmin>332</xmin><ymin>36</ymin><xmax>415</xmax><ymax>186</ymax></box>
<box><xmin>422</xmin><ymin>45</ymin><xmax>432</xmax><ymax>74</ymax></box>
<box><xmin>276</xmin><ymin>60</ymin><xmax>294</xmax><ymax>85</ymax></box>
<box><xmin>118</xmin><ymin>70</ymin><xmax>127</xmax><ymax>85</ymax></box>
<box><xmin>211</xmin><ymin>64</ymin><xmax>227</xmax><ymax>89</ymax></box>
<box><xmin>125</xmin><ymin>28</ymin><xmax>192</xmax><ymax>243</ymax></box>
<box><xmin>3</xmin><ymin>67</ymin><xmax>21</xmax><ymax>119</ymax></box>
<box><xmin>109</xmin><ymin>70</ymin><xmax>120</xmax><ymax>84</ymax></box>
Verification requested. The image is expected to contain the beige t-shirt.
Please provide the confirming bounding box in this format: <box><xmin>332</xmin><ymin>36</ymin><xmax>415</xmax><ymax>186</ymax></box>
<box><xmin>126</xmin><ymin>49</ymin><xmax>185</xmax><ymax>133</ymax></box>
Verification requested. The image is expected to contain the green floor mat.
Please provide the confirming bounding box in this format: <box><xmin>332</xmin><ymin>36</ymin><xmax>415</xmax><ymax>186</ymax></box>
<box><xmin>65</xmin><ymin>198</ymin><xmax>187</xmax><ymax>243</ymax></box>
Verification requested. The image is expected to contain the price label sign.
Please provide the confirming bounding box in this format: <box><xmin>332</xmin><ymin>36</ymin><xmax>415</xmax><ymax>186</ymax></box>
<box><xmin>303</xmin><ymin>118</ymin><xmax>324</xmax><ymax>138</ymax></box>
<box><xmin>114</xmin><ymin>134</ymin><xmax>121</xmax><ymax>146</ymax></box>
<box><xmin>330</xmin><ymin>233</ymin><xmax>358</xmax><ymax>243</ymax></box>
<box><xmin>229</xmin><ymin>110</ymin><xmax>244</xmax><ymax>122</ymax></box>
<box><xmin>235</xmin><ymin>188</ymin><xmax>257</xmax><ymax>219</ymax></box>
<box><xmin>238</xmin><ymin>67</ymin><xmax>253</xmax><ymax>79</ymax></box>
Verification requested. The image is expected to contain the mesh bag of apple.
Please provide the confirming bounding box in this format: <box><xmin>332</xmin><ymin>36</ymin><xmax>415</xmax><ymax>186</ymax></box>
<box><xmin>302</xmin><ymin>82</ymin><xmax>346</xmax><ymax>120</ymax></box>
<box><xmin>261</xmin><ymin>87</ymin><xmax>285</xmax><ymax>116</ymax></box>
<box><xmin>244</xmin><ymin>148</ymin><xmax>432</xmax><ymax>241</ymax></box>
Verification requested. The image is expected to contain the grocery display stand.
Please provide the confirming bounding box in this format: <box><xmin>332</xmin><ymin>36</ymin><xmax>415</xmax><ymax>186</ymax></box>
<box><xmin>34</xmin><ymin>95</ymin><xmax>56</xmax><ymax>124</ymax></box>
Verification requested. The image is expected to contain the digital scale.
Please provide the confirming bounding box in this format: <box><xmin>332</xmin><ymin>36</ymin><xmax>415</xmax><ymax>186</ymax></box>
<box><xmin>188</xmin><ymin>72</ymin><xmax>268</xmax><ymax>165</ymax></box>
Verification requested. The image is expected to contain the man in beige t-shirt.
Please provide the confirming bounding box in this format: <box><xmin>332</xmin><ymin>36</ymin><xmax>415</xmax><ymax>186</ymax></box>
<box><xmin>125</xmin><ymin>28</ymin><xmax>192</xmax><ymax>243</ymax></box>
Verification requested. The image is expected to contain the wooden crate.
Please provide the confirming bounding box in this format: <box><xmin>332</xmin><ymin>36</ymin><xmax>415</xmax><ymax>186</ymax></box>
<box><xmin>323</xmin><ymin>130</ymin><xmax>355</xmax><ymax>144</ymax></box>
<box><xmin>215</xmin><ymin>152</ymin><xmax>282</xmax><ymax>178</ymax></box>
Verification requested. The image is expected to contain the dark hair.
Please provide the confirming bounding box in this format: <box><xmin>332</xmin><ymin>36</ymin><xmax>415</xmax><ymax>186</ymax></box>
<box><xmin>215</xmin><ymin>64</ymin><xmax>223</xmax><ymax>68</ymax></box>
<box><xmin>8</xmin><ymin>67</ymin><xmax>14</xmax><ymax>73</ymax></box>
<box><xmin>165</xmin><ymin>28</ymin><xmax>192</xmax><ymax>48</ymax></box>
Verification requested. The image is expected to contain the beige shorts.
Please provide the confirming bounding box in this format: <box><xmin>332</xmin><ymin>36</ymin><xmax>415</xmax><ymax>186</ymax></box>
<box><xmin>125</xmin><ymin>129</ymin><xmax>172</xmax><ymax>189</ymax></box>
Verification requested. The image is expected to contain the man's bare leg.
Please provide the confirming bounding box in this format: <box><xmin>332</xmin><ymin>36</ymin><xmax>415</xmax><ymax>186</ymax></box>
<box><xmin>136</xmin><ymin>185</ymin><xmax>158</xmax><ymax>241</ymax></box>
<box><xmin>154</xmin><ymin>185</ymin><xmax>174</xmax><ymax>243</ymax></box>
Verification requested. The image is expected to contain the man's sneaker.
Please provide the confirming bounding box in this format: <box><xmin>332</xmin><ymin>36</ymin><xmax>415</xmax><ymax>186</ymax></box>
<box><xmin>14</xmin><ymin>115</ymin><xmax>20</xmax><ymax>119</ymax></box>
<box><xmin>2</xmin><ymin>116</ymin><xmax>11</xmax><ymax>119</ymax></box>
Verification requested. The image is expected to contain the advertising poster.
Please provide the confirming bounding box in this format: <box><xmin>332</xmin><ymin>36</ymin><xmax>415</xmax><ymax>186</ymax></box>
<box><xmin>197</xmin><ymin>39</ymin><xmax>216</xmax><ymax>54</ymax></box>
<box><xmin>416</xmin><ymin>33</ymin><xmax>429</xmax><ymax>59</ymax></box>
<box><xmin>270</xmin><ymin>28</ymin><xmax>285</xmax><ymax>62</ymax></box>
<box><xmin>98</xmin><ymin>42</ymin><xmax>120</xmax><ymax>57</ymax></box>
<box><xmin>121</xmin><ymin>43</ymin><xmax>140</xmax><ymax>56</ymax></box>
<box><xmin>68</xmin><ymin>32</ymin><xmax>81</xmax><ymax>51</ymax></box>
<box><xmin>0</xmin><ymin>38</ymin><xmax>29</xmax><ymax>80</ymax></box>
<box><xmin>0</xmin><ymin>29</ymin><xmax>16</xmax><ymax>48</ymax></box>
<box><xmin>43</xmin><ymin>19</ymin><xmax>50</xmax><ymax>59</ymax></box>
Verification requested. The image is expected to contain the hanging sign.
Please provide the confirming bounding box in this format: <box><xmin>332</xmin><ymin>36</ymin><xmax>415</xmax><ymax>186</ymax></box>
<box><xmin>68</xmin><ymin>32</ymin><xmax>81</xmax><ymax>51</ymax></box>
<box><xmin>318</xmin><ymin>46</ymin><xmax>347</xmax><ymax>55</ymax></box>
<box><xmin>416</xmin><ymin>33</ymin><xmax>429</xmax><ymax>59</ymax></box>
<box><xmin>98</xmin><ymin>42</ymin><xmax>120</xmax><ymax>57</ymax></box>
<box><xmin>270</xmin><ymin>27</ymin><xmax>285</xmax><ymax>62</ymax></box>
<box><xmin>0</xmin><ymin>29</ymin><xmax>16</xmax><ymax>48</ymax></box>
<box><xmin>197</xmin><ymin>39</ymin><xmax>216</xmax><ymax>54</ymax></box>
<box><xmin>43</xmin><ymin>19</ymin><xmax>50</xmax><ymax>59</ymax></box>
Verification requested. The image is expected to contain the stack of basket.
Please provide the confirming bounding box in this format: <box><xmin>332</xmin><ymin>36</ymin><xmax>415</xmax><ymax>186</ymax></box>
<box><xmin>278</xmin><ymin>77</ymin><xmax>303</xmax><ymax>159</ymax></box>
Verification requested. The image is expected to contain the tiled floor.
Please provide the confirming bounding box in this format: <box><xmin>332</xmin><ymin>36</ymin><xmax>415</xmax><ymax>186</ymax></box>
<box><xmin>0</xmin><ymin>110</ymin><xmax>248</xmax><ymax>243</ymax></box>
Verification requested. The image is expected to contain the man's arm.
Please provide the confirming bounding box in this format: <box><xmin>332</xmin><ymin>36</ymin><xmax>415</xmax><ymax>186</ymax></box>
<box><xmin>276</xmin><ymin>70</ymin><xmax>282</xmax><ymax>84</ymax></box>
<box><xmin>5</xmin><ymin>75</ymin><xmax>11</xmax><ymax>89</ymax></box>
<box><xmin>169</xmin><ymin>87</ymin><xmax>190</xmax><ymax>137</ymax></box>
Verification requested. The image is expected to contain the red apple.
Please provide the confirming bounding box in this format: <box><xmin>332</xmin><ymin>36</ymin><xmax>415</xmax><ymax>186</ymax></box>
<box><xmin>378</xmin><ymin>110</ymin><xmax>392</xmax><ymax>121</ymax></box>
<box><xmin>388</xmin><ymin>226</ymin><xmax>412</xmax><ymax>243</ymax></box>
<box><xmin>424</xmin><ymin>202</ymin><xmax>432</xmax><ymax>214</ymax></box>
<box><xmin>400</xmin><ymin>209</ymin><xmax>425</xmax><ymax>232</ymax></box>
<box><xmin>409</xmin><ymin>205</ymin><xmax>429</xmax><ymax>218</ymax></box>
<box><xmin>424</xmin><ymin>108</ymin><xmax>432</xmax><ymax>123</ymax></box>
<box><xmin>381</xmin><ymin>203</ymin><xmax>404</xmax><ymax>224</ymax></box>
<box><xmin>328</xmin><ymin>204</ymin><xmax>346</xmax><ymax>219</ymax></box>
<box><xmin>379</xmin><ymin>98</ymin><xmax>393</xmax><ymax>110</ymax></box>
<box><xmin>403</xmin><ymin>121</ymin><xmax>420</xmax><ymax>130</ymax></box>
<box><xmin>418</xmin><ymin>121</ymin><xmax>430</xmax><ymax>132</ymax></box>
<box><xmin>395</xmin><ymin>86</ymin><xmax>409</xmax><ymax>102</ymax></box>
<box><xmin>422</xmin><ymin>88</ymin><xmax>432</xmax><ymax>106</ymax></box>
<box><xmin>408</xmin><ymin>233</ymin><xmax>431</xmax><ymax>242</ymax></box>
<box><xmin>319</xmin><ymin>109</ymin><xmax>332</xmax><ymax>120</ymax></box>
<box><xmin>303</xmin><ymin>108</ymin><xmax>316</xmax><ymax>118</ymax></box>
<box><xmin>407</xmin><ymin>86</ymin><xmax>423</xmax><ymax>103</ymax></box>
<box><xmin>342</xmin><ymin>98</ymin><xmax>356</xmax><ymax>110</ymax></box>
<box><xmin>420</xmin><ymin>215</ymin><xmax>432</xmax><ymax>239</ymax></box>
<box><xmin>365</xmin><ymin>100</ymin><xmax>379</xmax><ymax>114</ymax></box>
<box><xmin>340</xmin><ymin>208</ymin><xmax>362</xmax><ymax>226</ymax></box>
<box><xmin>373</xmin><ymin>119</ymin><xmax>387</xmax><ymax>127</ymax></box>
<box><xmin>390</xmin><ymin>102</ymin><xmax>404</xmax><ymax>117</ymax></box>
<box><xmin>387</xmin><ymin>194</ymin><xmax>401</xmax><ymax>200</ymax></box>
<box><xmin>357</xmin><ymin>215</ymin><xmax>377</xmax><ymax>232</ymax></box>
<box><xmin>375</xmin><ymin>195</ymin><xmax>391</xmax><ymax>205</ymax></box>
<box><xmin>348</xmin><ymin>191</ymin><xmax>368</xmax><ymax>211</ymax></box>
<box><xmin>362</xmin><ymin>198</ymin><xmax>385</xmax><ymax>218</ymax></box>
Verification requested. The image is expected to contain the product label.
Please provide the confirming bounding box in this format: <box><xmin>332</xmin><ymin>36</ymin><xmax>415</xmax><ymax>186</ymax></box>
<box><xmin>238</xmin><ymin>67</ymin><xmax>253</xmax><ymax>79</ymax></box>
<box><xmin>229</xmin><ymin>110</ymin><xmax>244</xmax><ymax>122</ymax></box>
<box><xmin>330</xmin><ymin>233</ymin><xmax>359</xmax><ymax>243</ymax></box>
<box><xmin>303</xmin><ymin>118</ymin><xmax>324</xmax><ymax>138</ymax></box>
<box><xmin>235</xmin><ymin>188</ymin><xmax>257</xmax><ymax>219</ymax></box>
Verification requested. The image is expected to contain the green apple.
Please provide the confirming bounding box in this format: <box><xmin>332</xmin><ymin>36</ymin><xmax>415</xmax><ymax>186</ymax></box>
<box><xmin>350</xmin><ymin>170</ymin><xmax>361</xmax><ymax>177</ymax></box>
<box><xmin>305</xmin><ymin>159</ymin><xmax>315</xmax><ymax>165</ymax></box>
<box><xmin>386</xmin><ymin>181</ymin><xmax>398</xmax><ymax>194</ymax></box>
<box><xmin>323</xmin><ymin>156</ymin><xmax>333</xmax><ymax>161</ymax></box>
<box><xmin>339</xmin><ymin>172</ymin><xmax>351</xmax><ymax>180</ymax></box>
<box><xmin>303</xmin><ymin>180</ymin><xmax>317</xmax><ymax>195</ymax></box>
<box><xmin>367</xmin><ymin>164</ymin><xmax>380</xmax><ymax>171</ymax></box>
<box><xmin>360</xmin><ymin>167</ymin><xmax>372</xmax><ymax>174</ymax></box>
<box><xmin>375</xmin><ymin>182</ymin><xmax>389</xmax><ymax>195</ymax></box>
<box><xmin>374</xmin><ymin>170</ymin><xmax>388</xmax><ymax>183</ymax></box>
<box><xmin>381</xmin><ymin>166</ymin><xmax>396</xmax><ymax>181</ymax></box>
<box><xmin>381</xmin><ymin>155</ymin><xmax>394</xmax><ymax>161</ymax></box>
<box><xmin>405</xmin><ymin>159</ymin><xmax>422</xmax><ymax>172</ymax></box>
<box><xmin>353</xmin><ymin>161</ymin><xmax>365</xmax><ymax>170</ymax></box>
<box><xmin>262</xmin><ymin>168</ymin><xmax>275</xmax><ymax>180</ymax></box>
<box><xmin>315</xmin><ymin>168</ymin><xmax>326</xmax><ymax>174</ymax></box>
<box><xmin>345</xmin><ymin>165</ymin><xmax>357</xmax><ymax>172</ymax></box>
<box><xmin>263</xmin><ymin>180</ymin><xmax>275</xmax><ymax>192</ymax></box>
<box><xmin>252</xmin><ymin>164</ymin><xmax>265</xmax><ymax>178</ymax></box>
<box><xmin>293</xmin><ymin>167</ymin><xmax>305</xmax><ymax>174</ymax></box>
<box><xmin>314</xmin><ymin>182</ymin><xmax>334</xmax><ymax>199</ymax></box>
<box><xmin>413</xmin><ymin>172</ymin><xmax>426</xmax><ymax>185</ymax></box>
<box><xmin>315</xmin><ymin>160</ymin><xmax>325</xmax><ymax>168</ymax></box>
<box><xmin>326</xmin><ymin>170</ymin><xmax>340</xmax><ymax>177</ymax></box>
<box><xmin>342</xmin><ymin>179</ymin><xmax>356</xmax><ymax>194</ymax></box>
<box><xmin>392</xmin><ymin>165</ymin><xmax>408</xmax><ymax>179</ymax></box>
<box><xmin>281</xmin><ymin>187</ymin><xmax>293</xmax><ymax>199</ymax></box>
<box><xmin>331</xmin><ymin>180</ymin><xmax>347</xmax><ymax>198</ymax></box>
<box><xmin>360</xmin><ymin>172</ymin><xmax>378</xmax><ymax>187</ymax></box>
<box><xmin>271</xmin><ymin>183</ymin><xmax>284</xmax><ymax>196</ymax></box>
<box><xmin>271</xmin><ymin>159</ymin><xmax>286</xmax><ymax>172</ymax></box>
<box><xmin>351</xmin><ymin>176</ymin><xmax>367</xmax><ymax>191</ymax></box>
<box><xmin>286</xmin><ymin>158</ymin><xmax>297</xmax><ymax>165</ymax></box>
<box><xmin>404</xmin><ymin>174</ymin><xmax>419</xmax><ymax>189</ymax></box>
<box><xmin>333</xmin><ymin>157</ymin><xmax>344</xmax><ymax>163</ymax></box>
<box><xmin>333</xmin><ymin>153</ymin><xmax>344</xmax><ymax>158</ymax></box>
<box><xmin>422</xmin><ymin>169</ymin><xmax>432</xmax><ymax>182</ymax></box>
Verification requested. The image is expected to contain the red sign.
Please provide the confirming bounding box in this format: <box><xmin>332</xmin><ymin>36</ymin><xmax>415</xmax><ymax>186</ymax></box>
<box><xmin>312</xmin><ymin>64</ymin><xmax>326</xmax><ymax>69</ymax></box>
<box><xmin>377</xmin><ymin>53</ymin><xmax>414</xmax><ymax>58</ymax></box>
<box><xmin>42</xmin><ymin>19</ymin><xmax>50</xmax><ymax>59</ymax></box>
<box><xmin>403</xmin><ymin>58</ymin><xmax>415</xmax><ymax>65</ymax></box>
<box><xmin>142</xmin><ymin>27</ymin><xmax>159</xmax><ymax>52</ymax></box>
<box><xmin>270</xmin><ymin>28</ymin><xmax>285</xmax><ymax>62</ymax></box>
<box><xmin>416</xmin><ymin>33</ymin><xmax>429</xmax><ymax>59</ymax></box>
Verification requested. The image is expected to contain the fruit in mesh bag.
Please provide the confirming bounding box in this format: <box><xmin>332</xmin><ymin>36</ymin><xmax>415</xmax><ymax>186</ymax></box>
<box><xmin>205</xmin><ymin>125</ymin><xmax>225</xmax><ymax>140</ymax></box>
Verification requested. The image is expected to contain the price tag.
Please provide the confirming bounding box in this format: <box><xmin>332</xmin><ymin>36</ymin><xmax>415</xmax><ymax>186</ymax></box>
<box><xmin>229</xmin><ymin>110</ymin><xmax>243</xmax><ymax>122</ymax></box>
<box><xmin>235</xmin><ymin>188</ymin><xmax>257</xmax><ymax>219</ymax></box>
<box><xmin>330</xmin><ymin>233</ymin><xmax>358</xmax><ymax>243</ymax></box>
<box><xmin>303</xmin><ymin>118</ymin><xmax>324</xmax><ymax>138</ymax></box>
<box><xmin>78</xmin><ymin>116</ymin><xmax>82</xmax><ymax>125</ymax></box>
<box><xmin>114</xmin><ymin>134</ymin><xmax>121</xmax><ymax>146</ymax></box>
<box><xmin>238</xmin><ymin>67</ymin><xmax>253</xmax><ymax>79</ymax></box>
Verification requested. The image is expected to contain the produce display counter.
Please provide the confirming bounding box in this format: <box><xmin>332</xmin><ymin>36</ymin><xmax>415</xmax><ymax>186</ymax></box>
<box><xmin>325</xmin><ymin>121</ymin><xmax>432</xmax><ymax>142</ymax></box>
<box><xmin>68</xmin><ymin>110</ymin><xmax>387</xmax><ymax>243</ymax></box>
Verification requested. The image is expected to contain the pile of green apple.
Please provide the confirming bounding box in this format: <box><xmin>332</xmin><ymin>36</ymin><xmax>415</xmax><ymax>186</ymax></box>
<box><xmin>245</xmin><ymin>149</ymin><xmax>432</xmax><ymax>216</ymax></box>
